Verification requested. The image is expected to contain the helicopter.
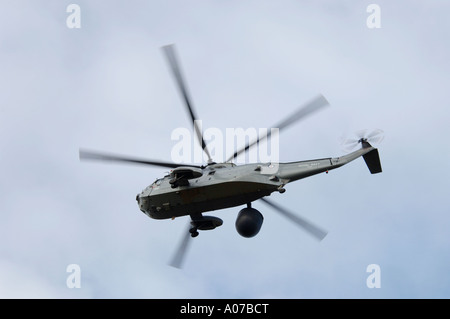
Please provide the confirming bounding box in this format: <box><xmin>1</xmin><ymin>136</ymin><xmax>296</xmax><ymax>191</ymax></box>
<box><xmin>80</xmin><ymin>44</ymin><xmax>382</xmax><ymax>268</ymax></box>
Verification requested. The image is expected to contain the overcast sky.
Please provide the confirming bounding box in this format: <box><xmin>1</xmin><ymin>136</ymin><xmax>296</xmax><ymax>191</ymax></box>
<box><xmin>1</xmin><ymin>1</ymin><xmax>450</xmax><ymax>298</ymax></box>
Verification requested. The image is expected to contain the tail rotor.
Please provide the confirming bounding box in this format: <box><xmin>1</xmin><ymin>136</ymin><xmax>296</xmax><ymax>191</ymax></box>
<box><xmin>341</xmin><ymin>129</ymin><xmax>384</xmax><ymax>152</ymax></box>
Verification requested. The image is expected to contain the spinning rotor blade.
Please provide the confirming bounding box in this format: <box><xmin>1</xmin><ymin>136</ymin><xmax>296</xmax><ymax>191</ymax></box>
<box><xmin>340</xmin><ymin>138</ymin><xmax>360</xmax><ymax>151</ymax></box>
<box><xmin>341</xmin><ymin>129</ymin><xmax>384</xmax><ymax>152</ymax></box>
<box><xmin>260</xmin><ymin>198</ymin><xmax>328</xmax><ymax>241</ymax></box>
<box><xmin>79</xmin><ymin>149</ymin><xmax>201</xmax><ymax>169</ymax></box>
<box><xmin>366</xmin><ymin>128</ymin><xmax>385</xmax><ymax>144</ymax></box>
<box><xmin>169</xmin><ymin>223</ymin><xmax>192</xmax><ymax>269</ymax></box>
<box><xmin>162</xmin><ymin>44</ymin><xmax>213</xmax><ymax>163</ymax></box>
<box><xmin>226</xmin><ymin>94</ymin><xmax>329</xmax><ymax>162</ymax></box>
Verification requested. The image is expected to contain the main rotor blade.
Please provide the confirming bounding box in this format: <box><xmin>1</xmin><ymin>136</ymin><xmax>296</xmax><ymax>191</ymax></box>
<box><xmin>162</xmin><ymin>44</ymin><xmax>213</xmax><ymax>163</ymax></box>
<box><xmin>260</xmin><ymin>197</ymin><xmax>328</xmax><ymax>241</ymax></box>
<box><xmin>169</xmin><ymin>223</ymin><xmax>192</xmax><ymax>269</ymax></box>
<box><xmin>226</xmin><ymin>94</ymin><xmax>329</xmax><ymax>162</ymax></box>
<box><xmin>79</xmin><ymin>149</ymin><xmax>201</xmax><ymax>169</ymax></box>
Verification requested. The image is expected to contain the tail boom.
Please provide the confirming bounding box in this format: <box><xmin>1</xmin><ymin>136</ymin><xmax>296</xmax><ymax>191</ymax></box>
<box><xmin>277</xmin><ymin>145</ymin><xmax>382</xmax><ymax>184</ymax></box>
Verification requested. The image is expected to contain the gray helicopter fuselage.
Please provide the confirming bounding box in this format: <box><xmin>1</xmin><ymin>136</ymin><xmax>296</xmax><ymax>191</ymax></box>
<box><xmin>136</xmin><ymin>145</ymin><xmax>377</xmax><ymax>219</ymax></box>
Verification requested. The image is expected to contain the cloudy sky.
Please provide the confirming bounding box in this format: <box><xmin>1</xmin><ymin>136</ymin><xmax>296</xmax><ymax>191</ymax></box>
<box><xmin>1</xmin><ymin>1</ymin><xmax>449</xmax><ymax>298</ymax></box>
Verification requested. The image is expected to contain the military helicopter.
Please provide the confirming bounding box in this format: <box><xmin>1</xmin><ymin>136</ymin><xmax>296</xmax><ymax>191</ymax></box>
<box><xmin>80</xmin><ymin>44</ymin><xmax>382</xmax><ymax>268</ymax></box>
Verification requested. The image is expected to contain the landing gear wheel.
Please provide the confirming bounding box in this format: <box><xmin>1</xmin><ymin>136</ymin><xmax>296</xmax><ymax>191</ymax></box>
<box><xmin>189</xmin><ymin>227</ymin><xmax>199</xmax><ymax>238</ymax></box>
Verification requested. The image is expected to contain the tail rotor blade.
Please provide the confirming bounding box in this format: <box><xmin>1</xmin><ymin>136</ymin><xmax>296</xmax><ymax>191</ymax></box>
<box><xmin>355</xmin><ymin>129</ymin><xmax>368</xmax><ymax>139</ymax></box>
<box><xmin>366</xmin><ymin>129</ymin><xmax>384</xmax><ymax>144</ymax></box>
<box><xmin>341</xmin><ymin>138</ymin><xmax>359</xmax><ymax>152</ymax></box>
<box><xmin>340</xmin><ymin>129</ymin><xmax>385</xmax><ymax>152</ymax></box>
<box><xmin>260</xmin><ymin>198</ymin><xmax>328</xmax><ymax>241</ymax></box>
<box><xmin>342</xmin><ymin>138</ymin><xmax>359</xmax><ymax>146</ymax></box>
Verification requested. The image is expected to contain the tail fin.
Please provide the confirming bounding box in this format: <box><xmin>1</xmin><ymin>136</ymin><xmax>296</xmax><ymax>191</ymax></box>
<box><xmin>363</xmin><ymin>148</ymin><xmax>382</xmax><ymax>174</ymax></box>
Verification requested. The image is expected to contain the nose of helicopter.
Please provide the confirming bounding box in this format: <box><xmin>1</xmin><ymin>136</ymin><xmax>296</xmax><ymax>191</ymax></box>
<box><xmin>136</xmin><ymin>193</ymin><xmax>144</xmax><ymax>212</ymax></box>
